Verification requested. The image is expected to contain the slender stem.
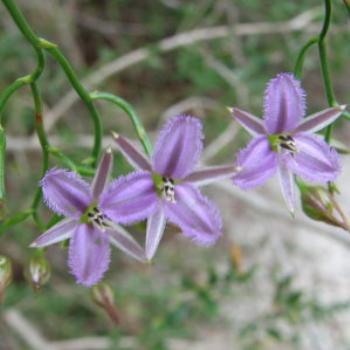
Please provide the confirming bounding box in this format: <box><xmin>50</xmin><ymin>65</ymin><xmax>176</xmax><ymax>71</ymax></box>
<box><xmin>0</xmin><ymin>126</ymin><xmax>5</xmax><ymax>216</ymax></box>
<box><xmin>91</xmin><ymin>91</ymin><xmax>152</xmax><ymax>156</ymax></box>
<box><xmin>293</xmin><ymin>36</ymin><xmax>318</xmax><ymax>79</ymax></box>
<box><xmin>318</xmin><ymin>0</ymin><xmax>337</xmax><ymax>143</ymax></box>
<box><xmin>0</xmin><ymin>45</ymin><xmax>45</xmax><ymax>126</ymax></box>
<box><xmin>44</xmin><ymin>46</ymin><xmax>103</xmax><ymax>164</ymax></box>
<box><xmin>0</xmin><ymin>210</ymin><xmax>33</xmax><ymax>235</ymax></box>
<box><xmin>1</xmin><ymin>0</ymin><xmax>41</xmax><ymax>47</ymax></box>
<box><xmin>343</xmin><ymin>0</ymin><xmax>350</xmax><ymax>17</ymax></box>
<box><xmin>1</xmin><ymin>0</ymin><xmax>103</xmax><ymax>164</ymax></box>
<box><xmin>30</xmin><ymin>82</ymin><xmax>49</xmax><ymax>227</ymax></box>
<box><xmin>48</xmin><ymin>147</ymin><xmax>77</xmax><ymax>172</ymax></box>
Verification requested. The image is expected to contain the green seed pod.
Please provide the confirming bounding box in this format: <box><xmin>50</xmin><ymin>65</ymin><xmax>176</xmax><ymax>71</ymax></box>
<box><xmin>27</xmin><ymin>254</ymin><xmax>51</xmax><ymax>291</ymax></box>
<box><xmin>0</xmin><ymin>255</ymin><xmax>12</xmax><ymax>302</ymax></box>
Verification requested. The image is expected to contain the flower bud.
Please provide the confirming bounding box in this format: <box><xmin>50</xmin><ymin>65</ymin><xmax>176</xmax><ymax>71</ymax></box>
<box><xmin>91</xmin><ymin>282</ymin><xmax>120</xmax><ymax>325</ymax></box>
<box><xmin>26</xmin><ymin>255</ymin><xmax>51</xmax><ymax>291</ymax></box>
<box><xmin>299</xmin><ymin>181</ymin><xmax>350</xmax><ymax>231</ymax></box>
<box><xmin>0</xmin><ymin>255</ymin><xmax>12</xmax><ymax>302</ymax></box>
<box><xmin>91</xmin><ymin>282</ymin><xmax>114</xmax><ymax>307</ymax></box>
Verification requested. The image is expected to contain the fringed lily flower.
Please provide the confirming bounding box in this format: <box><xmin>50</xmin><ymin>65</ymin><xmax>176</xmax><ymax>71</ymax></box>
<box><xmin>30</xmin><ymin>148</ymin><xmax>146</xmax><ymax>287</ymax></box>
<box><xmin>106</xmin><ymin>115</ymin><xmax>237</xmax><ymax>260</ymax></box>
<box><xmin>230</xmin><ymin>72</ymin><xmax>346</xmax><ymax>213</ymax></box>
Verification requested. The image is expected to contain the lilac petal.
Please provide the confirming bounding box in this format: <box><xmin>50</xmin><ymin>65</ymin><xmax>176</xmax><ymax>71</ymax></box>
<box><xmin>68</xmin><ymin>224</ymin><xmax>110</xmax><ymax>287</ymax></box>
<box><xmin>153</xmin><ymin>115</ymin><xmax>203</xmax><ymax>179</ymax></box>
<box><xmin>30</xmin><ymin>219</ymin><xmax>77</xmax><ymax>248</ymax></box>
<box><xmin>100</xmin><ymin>171</ymin><xmax>158</xmax><ymax>225</ymax></box>
<box><xmin>41</xmin><ymin>168</ymin><xmax>91</xmax><ymax>218</ymax></box>
<box><xmin>293</xmin><ymin>105</ymin><xmax>346</xmax><ymax>134</ymax></box>
<box><xmin>164</xmin><ymin>184</ymin><xmax>222</xmax><ymax>246</ymax></box>
<box><xmin>277</xmin><ymin>158</ymin><xmax>296</xmax><ymax>214</ymax></box>
<box><xmin>184</xmin><ymin>165</ymin><xmax>238</xmax><ymax>187</ymax></box>
<box><xmin>232</xmin><ymin>136</ymin><xmax>277</xmax><ymax>189</ymax></box>
<box><xmin>91</xmin><ymin>147</ymin><xmax>113</xmax><ymax>200</ymax></box>
<box><xmin>289</xmin><ymin>134</ymin><xmax>340</xmax><ymax>183</ymax></box>
<box><xmin>145</xmin><ymin>207</ymin><xmax>166</xmax><ymax>260</ymax></box>
<box><xmin>264</xmin><ymin>73</ymin><xmax>306</xmax><ymax>133</ymax></box>
<box><xmin>112</xmin><ymin>132</ymin><xmax>152</xmax><ymax>171</ymax></box>
<box><xmin>230</xmin><ymin>107</ymin><xmax>266</xmax><ymax>135</ymax></box>
<box><xmin>107</xmin><ymin>223</ymin><xmax>146</xmax><ymax>262</ymax></box>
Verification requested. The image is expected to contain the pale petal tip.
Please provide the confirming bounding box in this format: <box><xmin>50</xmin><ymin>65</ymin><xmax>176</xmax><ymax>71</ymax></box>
<box><xmin>226</xmin><ymin>106</ymin><xmax>234</xmax><ymax>113</ymax></box>
<box><xmin>29</xmin><ymin>242</ymin><xmax>37</xmax><ymax>248</ymax></box>
<box><xmin>105</xmin><ymin>146</ymin><xmax>112</xmax><ymax>154</ymax></box>
<box><xmin>339</xmin><ymin>104</ymin><xmax>347</xmax><ymax>111</ymax></box>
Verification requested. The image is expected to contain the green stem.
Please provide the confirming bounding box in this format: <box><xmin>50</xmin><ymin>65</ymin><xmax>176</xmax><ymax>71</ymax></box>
<box><xmin>0</xmin><ymin>210</ymin><xmax>33</xmax><ymax>235</ymax></box>
<box><xmin>30</xmin><ymin>82</ymin><xmax>49</xmax><ymax>227</ymax></box>
<box><xmin>293</xmin><ymin>36</ymin><xmax>318</xmax><ymax>79</ymax></box>
<box><xmin>343</xmin><ymin>0</ymin><xmax>350</xmax><ymax>17</ymax></box>
<box><xmin>0</xmin><ymin>46</ymin><xmax>45</xmax><ymax>126</ymax></box>
<box><xmin>44</xmin><ymin>45</ymin><xmax>103</xmax><ymax>164</ymax></box>
<box><xmin>90</xmin><ymin>91</ymin><xmax>152</xmax><ymax>156</ymax></box>
<box><xmin>1</xmin><ymin>0</ymin><xmax>41</xmax><ymax>47</ymax></box>
<box><xmin>0</xmin><ymin>126</ymin><xmax>5</xmax><ymax>217</ymax></box>
<box><xmin>1</xmin><ymin>0</ymin><xmax>103</xmax><ymax>164</ymax></box>
<box><xmin>318</xmin><ymin>0</ymin><xmax>337</xmax><ymax>143</ymax></box>
<box><xmin>48</xmin><ymin>147</ymin><xmax>95</xmax><ymax>176</ymax></box>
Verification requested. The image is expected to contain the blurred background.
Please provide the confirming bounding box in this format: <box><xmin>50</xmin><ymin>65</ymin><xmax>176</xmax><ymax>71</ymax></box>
<box><xmin>1</xmin><ymin>1</ymin><xmax>350</xmax><ymax>349</ymax></box>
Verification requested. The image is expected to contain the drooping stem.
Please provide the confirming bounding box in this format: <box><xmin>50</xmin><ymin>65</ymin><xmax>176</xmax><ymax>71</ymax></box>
<box><xmin>343</xmin><ymin>0</ymin><xmax>350</xmax><ymax>17</ymax></box>
<box><xmin>293</xmin><ymin>36</ymin><xmax>318</xmax><ymax>79</ymax></box>
<box><xmin>0</xmin><ymin>126</ymin><xmax>5</xmax><ymax>217</ymax></box>
<box><xmin>91</xmin><ymin>91</ymin><xmax>152</xmax><ymax>156</ymax></box>
<box><xmin>294</xmin><ymin>0</ymin><xmax>344</xmax><ymax>143</ymax></box>
<box><xmin>318</xmin><ymin>0</ymin><xmax>338</xmax><ymax>143</ymax></box>
<box><xmin>1</xmin><ymin>0</ymin><xmax>103</xmax><ymax>164</ymax></box>
<box><xmin>44</xmin><ymin>44</ymin><xmax>103</xmax><ymax>164</ymax></box>
<box><xmin>30</xmin><ymin>82</ymin><xmax>49</xmax><ymax>227</ymax></box>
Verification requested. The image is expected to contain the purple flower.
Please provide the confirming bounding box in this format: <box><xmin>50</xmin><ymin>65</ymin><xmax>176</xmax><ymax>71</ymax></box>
<box><xmin>30</xmin><ymin>148</ymin><xmax>146</xmax><ymax>287</ymax></box>
<box><xmin>105</xmin><ymin>115</ymin><xmax>237</xmax><ymax>260</ymax></box>
<box><xmin>231</xmin><ymin>72</ymin><xmax>346</xmax><ymax>213</ymax></box>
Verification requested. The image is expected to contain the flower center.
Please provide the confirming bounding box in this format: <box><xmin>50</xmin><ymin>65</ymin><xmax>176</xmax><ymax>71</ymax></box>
<box><xmin>161</xmin><ymin>177</ymin><xmax>176</xmax><ymax>203</ymax></box>
<box><xmin>268</xmin><ymin>133</ymin><xmax>298</xmax><ymax>154</ymax></box>
<box><xmin>84</xmin><ymin>206</ymin><xmax>110</xmax><ymax>231</ymax></box>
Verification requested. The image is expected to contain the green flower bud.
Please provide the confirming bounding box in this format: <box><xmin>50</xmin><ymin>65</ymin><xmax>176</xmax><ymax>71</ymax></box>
<box><xmin>0</xmin><ymin>255</ymin><xmax>12</xmax><ymax>302</ymax></box>
<box><xmin>91</xmin><ymin>282</ymin><xmax>120</xmax><ymax>325</ymax></box>
<box><xmin>299</xmin><ymin>181</ymin><xmax>350</xmax><ymax>231</ymax></box>
<box><xmin>26</xmin><ymin>255</ymin><xmax>51</xmax><ymax>291</ymax></box>
<box><xmin>91</xmin><ymin>282</ymin><xmax>114</xmax><ymax>307</ymax></box>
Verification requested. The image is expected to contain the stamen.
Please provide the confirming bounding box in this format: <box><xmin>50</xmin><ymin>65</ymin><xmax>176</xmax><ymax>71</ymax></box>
<box><xmin>87</xmin><ymin>207</ymin><xmax>110</xmax><ymax>231</ymax></box>
<box><xmin>278</xmin><ymin>134</ymin><xmax>298</xmax><ymax>153</ymax></box>
<box><xmin>161</xmin><ymin>177</ymin><xmax>176</xmax><ymax>203</ymax></box>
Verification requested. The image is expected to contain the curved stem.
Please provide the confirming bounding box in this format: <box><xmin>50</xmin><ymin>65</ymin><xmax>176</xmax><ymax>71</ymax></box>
<box><xmin>1</xmin><ymin>0</ymin><xmax>41</xmax><ymax>47</ymax></box>
<box><xmin>318</xmin><ymin>0</ymin><xmax>337</xmax><ymax>143</ymax></box>
<box><xmin>343</xmin><ymin>0</ymin><xmax>350</xmax><ymax>17</ymax></box>
<box><xmin>0</xmin><ymin>126</ymin><xmax>5</xmax><ymax>217</ymax></box>
<box><xmin>30</xmin><ymin>82</ymin><xmax>49</xmax><ymax>227</ymax></box>
<box><xmin>1</xmin><ymin>0</ymin><xmax>103</xmax><ymax>165</ymax></box>
<box><xmin>44</xmin><ymin>45</ymin><xmax>103</xmax><ymax>164</ymax></box>
<box><xmin>0</xmin><ymin>209</ymin><xmax>33</xmax><ymax>235</ymax></box>
<box><xmin>293</xmin><ymin>36</ymin><xmax>318</xmax><ymax>79</ymax></box>
<box><xmin>91</xmin><ymin>91</ymin><xmax>152</xmax><ymax>156</ymax></box>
